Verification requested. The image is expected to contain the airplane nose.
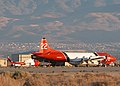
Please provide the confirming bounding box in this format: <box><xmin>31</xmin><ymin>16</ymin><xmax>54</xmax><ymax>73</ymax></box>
<box><xmin>111</xmin><ymin>56</ymin><xmax>116</xmax><ymax>61</ymax></box>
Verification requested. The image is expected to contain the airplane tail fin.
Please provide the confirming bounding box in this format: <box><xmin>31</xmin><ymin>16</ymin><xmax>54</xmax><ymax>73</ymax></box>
<box><xmin>7</xmin><ymin>56</ymin><xmax>12</xmax><ymax>62</ymax></box>
<box><xmin>39</xmin><ymin>38</ymin><xmax>51</xmax><ymax>53</ymax></box>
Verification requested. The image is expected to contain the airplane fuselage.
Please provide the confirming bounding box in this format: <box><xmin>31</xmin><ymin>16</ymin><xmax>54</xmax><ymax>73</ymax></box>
<box><xmin>32</xmin><ymin>50</ymin><xmax>67</xmax><ymax>62</ymax></box>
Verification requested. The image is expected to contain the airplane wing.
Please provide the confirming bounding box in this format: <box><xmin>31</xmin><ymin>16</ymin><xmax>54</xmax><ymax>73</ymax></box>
<box><xmin>69</xmin><ymin>56</ymin><xmax>105</xmax><ymax>66</ymax></box>
<box><xmin>87</xmin><ymin>56</ymin><xmax>105</xmax><ymax>61</ymax></box>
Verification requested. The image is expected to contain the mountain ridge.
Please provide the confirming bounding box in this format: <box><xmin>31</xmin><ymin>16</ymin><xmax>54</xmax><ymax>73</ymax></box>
<box><xmin>0</xmin><ymin>0</ymin><xmax>120</xmax><ymax>42</ymax></box>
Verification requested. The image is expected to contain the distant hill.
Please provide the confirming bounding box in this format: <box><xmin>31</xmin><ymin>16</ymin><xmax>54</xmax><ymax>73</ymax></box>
<box><xmin>0</xmin><ymin>0</ymin><xmax>120</xmax><ymax>42</ymax></box>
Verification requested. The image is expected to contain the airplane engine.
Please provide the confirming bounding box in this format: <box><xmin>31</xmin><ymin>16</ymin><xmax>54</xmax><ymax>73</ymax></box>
<box><xmin>31</xmin><ymin>55</ymin><xmax>36</xmax><ymax>59</ymax></box>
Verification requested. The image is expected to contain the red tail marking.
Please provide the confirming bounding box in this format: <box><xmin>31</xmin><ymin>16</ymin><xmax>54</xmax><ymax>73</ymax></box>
<box><xmin>39</xmin><ymin>38</ymin><xmax>51</xmax><ymax>53</ymax></box>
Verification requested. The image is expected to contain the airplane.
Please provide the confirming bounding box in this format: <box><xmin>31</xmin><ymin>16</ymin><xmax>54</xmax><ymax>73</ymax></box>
<box><xmin>32</xmin><ymin>38</ymin><xmax>116</xmax><ymax>67</ymax></box>
<box><xmin>95</xmin><ymin>52</ymin><xmax>117</xmax><ymax>67</ymax></box>
<box><xmin>7</xmin><ymin>56</ymin><xmax>40</xmax><ymax>67</ymax></box>
<box><xmin>32</xmin><ymin>38</ymin><xmax>68</xmax><ymax>66</ymax></box>
<box><xmin>7</xmin><ymin>56</ymin><xmax>26</xmax><ymax>67</ymax></box>
<box><xmin>65</xmin><ymin>52</ymin><xmax>116</xmax><ymax>67</ymax></box>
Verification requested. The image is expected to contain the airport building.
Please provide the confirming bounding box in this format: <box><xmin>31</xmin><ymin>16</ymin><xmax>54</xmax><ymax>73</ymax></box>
<box><xmin>11</xmin><ymin>53</ymin><xmax>32</xmax><ymax>62</ymax></box>
<box><xmin>0</xmin><ymin>58</ymin><xmax>7</xmax><ymax>67</ymax></box>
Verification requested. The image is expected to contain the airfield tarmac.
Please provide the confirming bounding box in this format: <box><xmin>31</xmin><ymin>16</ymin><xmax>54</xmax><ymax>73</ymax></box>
<box><xmin>0</xmin><ymin>67</ymin><xmax>120</xmax><ymax>73</ymax></box>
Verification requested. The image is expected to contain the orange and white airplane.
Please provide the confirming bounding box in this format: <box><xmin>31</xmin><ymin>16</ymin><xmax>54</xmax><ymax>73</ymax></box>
<box><xmin>7</xmin><ymin>56</ymin><xmax>40</xmax><ymax>67</ymax></box>
<box><xmin>7</xmin><ymin>56</ymin><xmax>25</xmax><ymax>67</ymax></box>
<box><xmin>32</xmin><ymin>38</ymin><xmax>68</xmax><ymax>62</ymax></box>
<box><xmin>32</xmin><ymin>38</ymin><xmax>116</xmax><ymax>67</ymax></box>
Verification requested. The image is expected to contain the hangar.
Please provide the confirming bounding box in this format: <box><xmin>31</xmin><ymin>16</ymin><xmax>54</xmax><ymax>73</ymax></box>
<box><xmin>11</xmin><ymin>53</ymin><xmax>32</xmax><ymax>62</ymax></box>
